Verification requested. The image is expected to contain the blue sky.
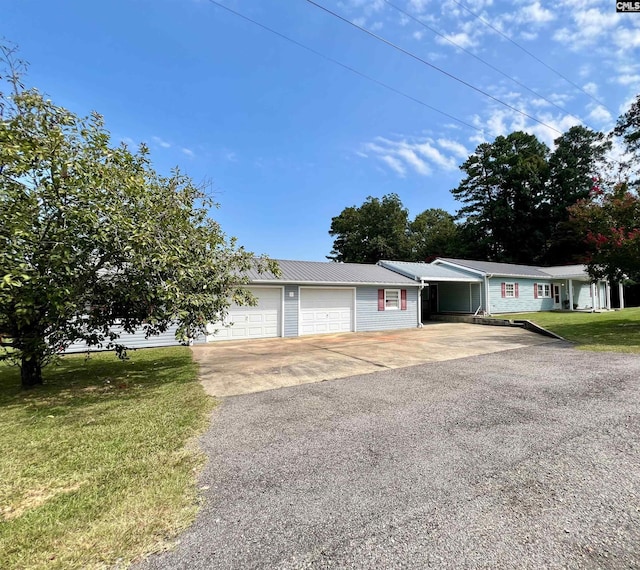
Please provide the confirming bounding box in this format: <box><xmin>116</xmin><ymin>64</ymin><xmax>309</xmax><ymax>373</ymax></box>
<box><xmin>4</xmin><ymin>0</ymin><xmax>640</xmax><ymax>260</ymax></box>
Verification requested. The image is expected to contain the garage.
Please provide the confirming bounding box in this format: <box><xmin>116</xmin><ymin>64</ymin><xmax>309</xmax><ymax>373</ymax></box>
<box><xmin>299</xmin><ymin>287</ymin><xmax>354</xmax><ymax>335</ymax></box>
<box><xmin>206</xmin><ymin>286</ymin><xmax>282</xmax><ymax>341</ymax></box>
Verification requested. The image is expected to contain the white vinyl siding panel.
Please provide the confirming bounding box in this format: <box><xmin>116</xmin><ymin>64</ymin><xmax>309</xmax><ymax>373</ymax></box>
<box><xmin>206</xmin><ymin>286</ymin><xmax>282</xmax><ymax>341</ymax></box>
<box><xmin>573</xmin><ymin>282</ymin><xmax>594</xmax><ymax>309</ymax></box>
<box><xmin>299</xmin><ymin>288</ymin><xmax>354</xmax><ymax>335</ymax></box>
<box><xmin>356</xmin><ymin>286</ymin><xmax>418</xmax><ymax>331</ymax></box>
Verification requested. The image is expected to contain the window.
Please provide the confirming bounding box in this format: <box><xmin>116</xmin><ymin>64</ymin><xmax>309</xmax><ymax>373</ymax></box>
<box><xmin>536</xmin><ymin>283</ymin><xmax>551</xmax><ymax>298</ymax></box>
<box><xmin>504</xmin><ymin>283</ymin><xmax>515</xmax><ymax>298</ymax></box>
<box><xmin>385</xmin><ymin>289</ymin><xmax>400</xmax><ymax>310</ymax></box>
<box><xmin>378</xmin><ymin>289</ymin><xmax>407</xmax><ymax>311</ymax></box>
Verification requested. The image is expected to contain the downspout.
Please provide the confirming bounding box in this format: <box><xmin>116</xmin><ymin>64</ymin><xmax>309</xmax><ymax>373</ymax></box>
<box><xmin>418</xmin><ymin>281</ymin><xmax>424</xmax><ymax>327</ymax></box>
<box><xmin>485</xmin><ymin>274</ymin><xmax>492</xmax><ymax>316</ymax></box>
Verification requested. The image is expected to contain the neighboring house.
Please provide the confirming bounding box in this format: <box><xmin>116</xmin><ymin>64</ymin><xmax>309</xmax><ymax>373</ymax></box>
<box><xmin>379</xmin><ymin>258</ymin><xmax>620</xmax><ymax>316</ymax></box>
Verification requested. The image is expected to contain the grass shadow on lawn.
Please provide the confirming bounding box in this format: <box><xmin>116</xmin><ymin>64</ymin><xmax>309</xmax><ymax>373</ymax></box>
<box><xmin>0</xmin><ymin>346</ymin><xmax>215</xmax><ymax>570</ymax></box>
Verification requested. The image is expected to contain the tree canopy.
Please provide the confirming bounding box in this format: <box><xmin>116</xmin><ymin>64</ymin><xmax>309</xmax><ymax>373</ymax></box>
<box><xmin>0</xmin><ymin>46</ymin><xmax>276</xmax><ymax>388</ymax></box>
<box><xmin>328</xmin><ymin>194</ymin><xmax>411</xmax><ymax>263</ymax></box>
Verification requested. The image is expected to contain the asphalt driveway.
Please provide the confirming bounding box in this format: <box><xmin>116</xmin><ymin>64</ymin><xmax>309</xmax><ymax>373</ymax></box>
<box><xmin>193</xmin><ymin>323</ymin><xmax>555</xmax><ymax>397</ymax></box>
<box><xmin>138</xmin><ymin>345</ymin><xmax>640</xmax><ymax>569</ymax></box>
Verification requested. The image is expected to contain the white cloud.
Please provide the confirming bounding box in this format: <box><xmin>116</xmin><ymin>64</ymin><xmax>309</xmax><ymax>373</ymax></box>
<box><xmin>360</xmin><ymin>135</ymin><xmax>464</xmax><ymax>176</ymax></box>
<box><xmin>380</xmin><ymin>155</ymin><xmax>407</xmax><ymax>176</ymax></box>
<box><xmin>436</xmin><ymin>31</ymin><xmax>476</xmax><ymax>49</ymax></box>
<box><xmin>583</xmin><ymin>82</ymin><xmax>599</xmax><ymax>96</ymax></box>
<box><xmin>516</xmin><ymin>2</ymin><xmax>554</xmax><ymax>24</ymax></box>
<box><xmin>617</xmin><ymin>74</ymin><xmax>640</xmax><ymax>86</ymax></box>
<box><xmin>182</xmin><ymin>148</ymin><xmax>194</xmax><ymax>157</ymax></box>
<box><xmin>588</xmin><ymin>105</ymin><xmax>613</xmax><ymax>124</ymax></box>
<box><xmin>437</xmin><ymin>138</ymin><xmax>468</xmax><ymax>158</ymax></box>
<box><xmin>152</xmin><ymin>136</ymin><xmax>171</xmax><ymax>149</ymax></box>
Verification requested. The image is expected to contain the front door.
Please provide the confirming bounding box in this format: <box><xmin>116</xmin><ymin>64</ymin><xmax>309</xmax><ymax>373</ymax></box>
<box><xmin>553</xmin><ymin>284</ymin><xmax>561</xmax><ymax>308</ymax></box>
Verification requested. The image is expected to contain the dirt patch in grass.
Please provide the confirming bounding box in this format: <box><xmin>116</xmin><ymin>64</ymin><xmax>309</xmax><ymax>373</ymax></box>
<box><xmin>0</xmin><ymin>346</ymin><xmax>215</xmax><ymax>569</ymax></box>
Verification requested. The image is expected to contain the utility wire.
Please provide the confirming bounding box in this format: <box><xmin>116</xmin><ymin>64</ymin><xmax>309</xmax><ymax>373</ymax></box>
<box><xmin>306</xmin><ymin>0</ymin><xmax>563</xmax><ymax>135</ymax></box>
<box><xmin>448</xmin><ymin>0</ymin><xmax>613</xmax><ymax>113</ymax></box>
<box><xmin>384</xmin><ymin>0</ymin><xmax>588</xmax><ymax>127</ymax></box>
<box><xmin>206</xmin><ymin>0</ymin><xmax>482</xmax><ymax>132</ymax></box>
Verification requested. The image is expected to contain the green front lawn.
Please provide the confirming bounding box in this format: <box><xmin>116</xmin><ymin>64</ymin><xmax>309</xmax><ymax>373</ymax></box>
<box><xmin>0</xmin><ymin>347</ymin><xmax>214</xmax><ymax>570</ymax></box>
<box><xmin>494</xmin><ymin>307</ymin><xmax>640</xmax><ymax>353</ymax></box>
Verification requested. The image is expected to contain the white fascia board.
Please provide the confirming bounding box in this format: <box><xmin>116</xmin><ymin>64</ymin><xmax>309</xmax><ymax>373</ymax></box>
<box><xmin>432</xmin><ymin>259</ymin><xmax>487</xmax><ymax>277</ymax></box>
<box><xmin>421</xmin><ymin>276</ymin><xmax>482</xmax><ymax>283</ymax></box>
<box><xmin>249</xmin><ymin>280</ymin><xmax>421</xmax><ymax>287</ymax></box>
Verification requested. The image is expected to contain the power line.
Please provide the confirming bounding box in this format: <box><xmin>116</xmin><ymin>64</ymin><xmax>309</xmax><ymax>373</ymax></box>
<box><xmin>206</xmin><ymin>0</ymin><xmax>482</xmax><ymax>132</ymax></box>
<box><xmin>305</xmin><ymin>0</ymin><xmax>563</xmax><ymax>135</ymax></box>
<box><xmin>448</xmin><ymin>0</ymin><xmax>613</xmax><ymax>113</ymax></box>
<box><xmin>384</xmin><ymin>0</ymin><xmax>588</xmax><ymax>128</ymax></box>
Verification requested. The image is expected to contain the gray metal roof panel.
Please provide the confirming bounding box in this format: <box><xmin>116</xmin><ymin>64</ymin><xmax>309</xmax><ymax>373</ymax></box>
<box><xmin>246</xmin><ymin>259</ymin><xmax>419</xmax><ymax>285</ymax></box>
<box><xmin>378</xmin><ymin>260</ymin><xmax>482</xmax><ymax>282</ymax></box>
<box><xmin>436</xmin><ymin>258</ymin><xmax>551</xmax><ymax>278</ymax></box>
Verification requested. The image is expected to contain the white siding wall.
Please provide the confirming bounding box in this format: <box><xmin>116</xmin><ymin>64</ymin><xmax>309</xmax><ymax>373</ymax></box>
<box><xmin>355</xmin><ymin>286</ymin><xmax>419</xmax><ymax>331</ymax></box>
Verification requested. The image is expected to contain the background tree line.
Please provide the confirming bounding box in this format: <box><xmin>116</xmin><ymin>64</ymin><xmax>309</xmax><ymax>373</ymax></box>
<box><xmin>329</xmin><ymin>110</ymin><xmax>640</xmax><ymax>284</ymax></box>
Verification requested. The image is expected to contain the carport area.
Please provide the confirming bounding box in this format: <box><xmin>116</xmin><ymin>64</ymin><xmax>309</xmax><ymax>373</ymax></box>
<box><xmin>193</xmin><ymin>322</ymin><xmax>556</xmax><ymax>397</ymax></box>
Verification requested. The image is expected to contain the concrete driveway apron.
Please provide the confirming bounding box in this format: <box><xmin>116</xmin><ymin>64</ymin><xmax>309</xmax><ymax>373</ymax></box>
<box><xmin>192</xmin><ymin>322</ymin><xmax>556</xmax><ymax>397</ymax></box>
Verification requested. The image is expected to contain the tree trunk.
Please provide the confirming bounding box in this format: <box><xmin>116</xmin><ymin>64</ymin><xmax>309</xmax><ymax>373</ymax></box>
<box><xmin>21</xmin><ymin>355</ymin><xmax>43</xmax><ymax>389</ymax></box>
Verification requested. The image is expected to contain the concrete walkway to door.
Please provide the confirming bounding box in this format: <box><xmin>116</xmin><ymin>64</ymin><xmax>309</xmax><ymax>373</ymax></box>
<box><xmin>193</xmin><ymin>322</ymin><xmax>558</xmax><ymax>397</ymax></box>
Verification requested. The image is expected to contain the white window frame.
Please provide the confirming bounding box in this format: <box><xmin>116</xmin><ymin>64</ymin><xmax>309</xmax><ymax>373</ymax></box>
<box><xmin>537</xmin><ymin>283</ymin><xmax>551</xmax><ymax>298</ymax></box>
<box><xmin>384</xmin><ymin>289</ymin><xmax>401</xmax><ymax>310</ymax></box>
<box><xmin>504</xmin><ymin>283</ymin><xmax>516</xmax><ymax>298</ymax></box>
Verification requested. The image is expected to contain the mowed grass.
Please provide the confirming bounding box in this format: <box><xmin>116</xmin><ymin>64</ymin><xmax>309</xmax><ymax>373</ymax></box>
<box><xmin>494</xmin><ymin>307</ymin><xmax>640</xmax><ymax>353</ymax></box>
<box><xmin>0</xmin><ymin>347</ymin><xmax>215</xmax><ymax>570</ymax></box>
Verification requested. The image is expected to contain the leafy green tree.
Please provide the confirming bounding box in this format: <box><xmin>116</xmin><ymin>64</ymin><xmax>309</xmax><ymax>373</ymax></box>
<box><xmin>614</xmin><ymin>93</ymin><xmax>640</xmax><ymax>188</ymax></box>
<box><xmin>0</xmin><ymin>46</ymin><xmax>276</xmax><ymax>388</ymax></box>
<box><xmin>452</xmin><ymin>131</ymin><xmax>550</xmax><ymax>264</ymax></box>
<box><xmin>409</xmin><ymin>208</ymin><xmax>462</xmax><ymax>261</ymax></box>
<box><xmin>543</xmin><ymin>126</ymin><xmax>610</xmax><ymax>264</ymax></box>
<box><xmin>328</xmin><ymin>194</ymin><xmax>411</xmax><ymax>263</ymax></box>
<box><xmin>569</xmin><ymin>182</ymin><xmax>640</xmax><ymax>281</ymax></box>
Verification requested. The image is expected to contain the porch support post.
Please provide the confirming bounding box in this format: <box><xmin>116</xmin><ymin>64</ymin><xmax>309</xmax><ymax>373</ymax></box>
<box><xmin>619</xmin><ymin>282</ymin><xmax>625</xmax><ymax>309</ymax></box>
<box><xmin>418</xmin><ymin>283</ymin><xmax>424</xmax><ymax>326</ymax></box>
<box><xmin>590</xmin><ymin>282</ymin><xmax>595</xmax><ymax>311</ymax></box>
<box><xmin>568</xmin><ymin>279</ymin><xmax>573</xmax><ymax>311</ymax></box>
<box><xmin>606</xmin><ymin>281</ymin><xmax>611</xmax><ymax>310</ymax></box>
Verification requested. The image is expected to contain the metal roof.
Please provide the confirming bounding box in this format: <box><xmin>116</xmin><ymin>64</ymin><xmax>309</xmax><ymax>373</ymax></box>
<box><xmin>246</xmin><ymin>259</ymin><xmax>419</xmax><ymax>286</ymax></box>
<box><xmin>435</xmin><ymin>258</ymin><xmax>592</xmax><ymax>280</ymax></box>
<box><xmin>437</xmin><ymin>258</ymin><xmax>553</xmax><ymax>278</ymax></box>
<box><xmin>378</xmin><ymin>260</ymin><xmax>482</xmax><ymax>282</ymax></box>
<box><xmin>538</xmin><ymin>265</ymin><xmax>591</xmax><ymax>279</ymax></box>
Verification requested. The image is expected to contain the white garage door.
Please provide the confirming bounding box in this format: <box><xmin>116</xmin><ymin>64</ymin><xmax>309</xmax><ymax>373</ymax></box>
<box><xmin>206</xmin><ymin>287</ymin><xmax>282</xmax><ymax>341</ymax></box>
<box><xmin>299</xmin><ymin>288</ymin><xmax>354</xmax><ymax>335</ymax></box>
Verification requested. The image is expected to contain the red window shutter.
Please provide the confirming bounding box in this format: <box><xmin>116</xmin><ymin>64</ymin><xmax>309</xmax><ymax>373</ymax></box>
<box><xmin>501</xmin><ymin>282</ymin><xmax>506</xmax><ymax>298</ymax></box>
<box><xmin>534</xmin><ymin>283</ymin><xmax>538</xmax><ymax>299</ymax></box>
<box><xmin>514</xmin><ymin>283</ymin><xmax>519</xmax><ymax>298</ymax></box>
<box><xmin>401</xmin><ymin>289</ymin><xmax>407</xmax><ymax>310</ymax></box>
<box><xmin>378</xmin><ymin>289</ymin><xmax>385</xmax><ymax>311</ymax></box>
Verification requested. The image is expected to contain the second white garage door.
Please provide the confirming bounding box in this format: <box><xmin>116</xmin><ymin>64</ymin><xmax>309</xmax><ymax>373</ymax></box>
<box><xmin>207</xmin><ymin>287</ymin><xmax>282</xmax><ymax>341</ymax></box>
<box><xmin>299</xmin><ymin>288</ymin><xmax>354</xmax><ymax>335</ymax></box>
